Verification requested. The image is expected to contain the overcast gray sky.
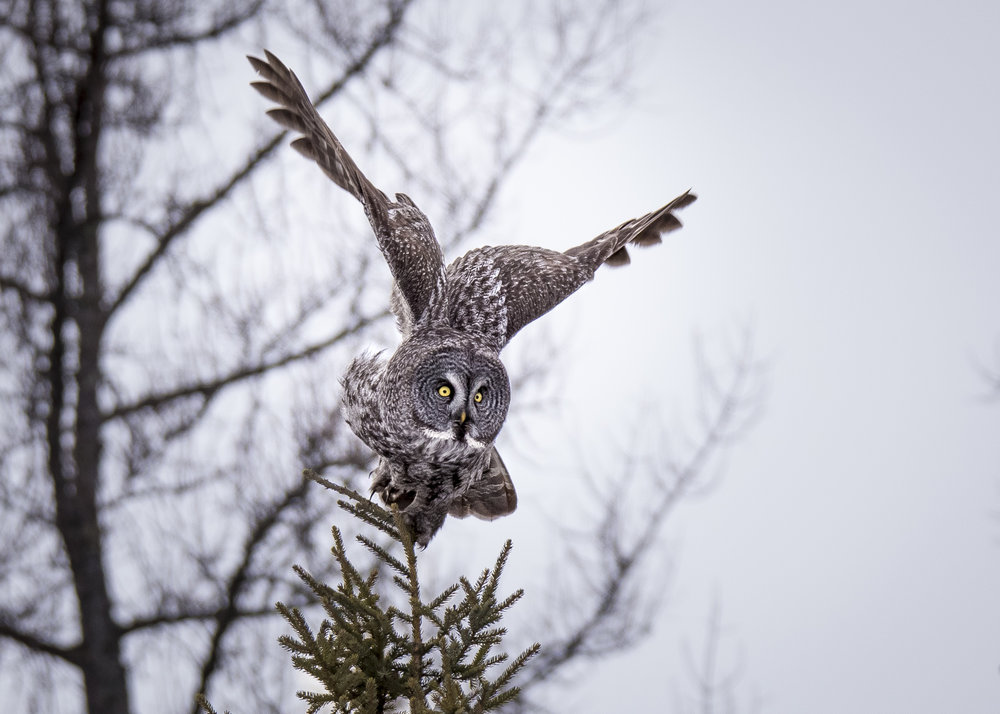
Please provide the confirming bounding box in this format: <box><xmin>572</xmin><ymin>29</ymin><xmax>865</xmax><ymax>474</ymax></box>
<box><xmin>438</xmin><ymin>0</ymin><xmax>999</xmax><ymax>711</ymax></box>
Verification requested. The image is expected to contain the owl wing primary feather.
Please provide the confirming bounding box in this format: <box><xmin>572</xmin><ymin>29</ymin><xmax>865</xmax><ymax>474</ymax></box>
<box><xmin>446</xmin><ymin>190</ymin><xmax>696</xmax><ymax>348</ymax></box>
<box><xmin>563</xmin><ymin>190</ymin><xmax>697</xmax><ymax>268</ymax></box>
<box><xmin>248</xmin><ymin>51</ymin><xmax>447</xmax><ymax>325</ymax></box>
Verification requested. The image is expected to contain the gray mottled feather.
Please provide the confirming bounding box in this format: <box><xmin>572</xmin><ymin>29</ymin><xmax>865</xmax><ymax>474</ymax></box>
<box><xmin>370</xmin><ymin>450</ymin><xmax>495</xmax><ymax>546</ymax></box>
<box><xmin>448</xmin><ymin>448</ymin><xmax>517</xmax><ymax>520</ymax></box>
<box><xmin>445</xmin><ymin>190</ymin><xmax>695</xmax><ymax>348</ymax></box>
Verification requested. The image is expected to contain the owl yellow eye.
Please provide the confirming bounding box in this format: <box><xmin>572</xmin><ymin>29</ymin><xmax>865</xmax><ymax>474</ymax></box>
<box><xmin>474</xmin><ymin>391</ymin><xmax>483</xmax><ymax>403</ymax></box>
<box><xmin>437</xmin><ymin>385</ymin><xmax>452</xmax><ymax>398</ymax></box>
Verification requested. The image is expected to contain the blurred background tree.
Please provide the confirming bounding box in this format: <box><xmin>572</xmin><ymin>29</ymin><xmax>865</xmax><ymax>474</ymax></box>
<box><xmin>0</xmin><ymin>0</ymin><xmax>763</xmax><ymax>712</ymax></box>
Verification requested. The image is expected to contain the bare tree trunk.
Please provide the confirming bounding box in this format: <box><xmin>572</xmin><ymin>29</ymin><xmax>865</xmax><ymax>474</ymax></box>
<box><xmin>38</xmin><ymin>0</ymin><xmax>130</xmax><ymax>710</ymax></box>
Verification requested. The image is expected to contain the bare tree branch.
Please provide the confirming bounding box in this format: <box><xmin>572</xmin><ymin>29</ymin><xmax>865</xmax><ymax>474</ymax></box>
<box><xmin>101</xmin><ymin>309</ymin><xmax>388</xmax><ymax>422</ymax></box>
<box><xmin>0</xmin><ymin>273</ymin><xmax>51</xmax><ymax>303</ymax></box>
<box><xmin>119</xmin><ymin>601</ymin><xmax>306</xmax><ymax>637</ymax></box>
<box><xmin>0</xmin><ymin>618</ymin><xmax>80</xmax><ymax>666</ymax></box>
<box><xmin>105</xmin><ymin>136</ymin><xmax>281</xmax><ymax>317</ymax></box>
<box><xmin>515</xmin><ymin>329</ymin><xmax>766</xmax><ymax>702</ymax></box>
<box><xmin>189</xmin><ymin>471</ymin><xmax>314</xmax><ymax>714</ymax></box>
<box><xmin>107</xmin><ymin>0</ymin><xmax>266</xmax><ymax>59</ymax></box>
<box><xmin>975</xmin><ymin>338</ymin><xmax>1000</xmax><ymax>400</ymax></box>
<box><xmin>105</xmin><ymin>1</ymin><xmax>415</xmax><ymax>319</ymax></box>
<box><xmin>676</xmin><ymin>597</ymin><xmax>762</xmax><ymax>714</ymax></box>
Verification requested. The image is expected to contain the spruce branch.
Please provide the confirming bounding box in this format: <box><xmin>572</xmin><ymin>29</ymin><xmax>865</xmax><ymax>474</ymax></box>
<box><xmin>195</xmin><ymin>694</ymin><xmax>228</xmax><ymax>714</ymax></box>
<box><xmin>201</xmin><ymin>474</ymin><xmax>540</xmax><ymax>713</ymax></box>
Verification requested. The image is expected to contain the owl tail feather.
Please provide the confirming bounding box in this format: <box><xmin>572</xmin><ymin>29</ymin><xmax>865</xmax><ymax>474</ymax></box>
<box><xmin>448</xmin><ymin>448</ymin><xmax>517</xmax><ymax>521</ymax></box>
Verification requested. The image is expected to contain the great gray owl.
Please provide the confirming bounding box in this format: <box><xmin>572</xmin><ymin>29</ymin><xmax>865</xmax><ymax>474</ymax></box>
<box><xmin>249</xmin><ymin>51</ymin><xmax>696</xmax><ymax>545</ymax></box>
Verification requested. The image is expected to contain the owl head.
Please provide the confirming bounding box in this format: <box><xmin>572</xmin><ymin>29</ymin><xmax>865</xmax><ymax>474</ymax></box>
<box><xmin>383</xmin><ymin>328</ymin><xmax>510</xmax><ymax>460</ymax></box>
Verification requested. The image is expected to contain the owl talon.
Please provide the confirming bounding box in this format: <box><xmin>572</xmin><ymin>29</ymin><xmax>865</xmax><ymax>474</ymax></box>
<box><xmin>380</xmin><ymin>486</ymin><xmax>416</xmax><ymax>512</ymax></box>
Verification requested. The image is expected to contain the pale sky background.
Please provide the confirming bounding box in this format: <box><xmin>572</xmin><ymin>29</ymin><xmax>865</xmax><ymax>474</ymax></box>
<box><xmin>5</xmin><ymin>1</ymin><xmax>998</xmax><ymax>712</ymax></box>
<box><xmin>434</xmin><ymin>0</ymin><xmax>1000</xmax><ymax>711</ymax></box>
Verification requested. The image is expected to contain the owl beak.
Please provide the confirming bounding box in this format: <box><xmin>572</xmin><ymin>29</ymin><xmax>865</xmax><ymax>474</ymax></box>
<box><xmin>453</xmin><ymin>409</ymin><xmax>470</xmax><ymax>439</ymax></box>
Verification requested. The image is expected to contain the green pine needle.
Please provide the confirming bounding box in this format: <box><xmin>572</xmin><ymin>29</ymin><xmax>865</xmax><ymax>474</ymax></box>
<box><xmin>202</xmin><ymin>476</ymin><xmax>539</xmax><ymax>713</ymax></box>
<box><xmin>290</xmin><ymin>478</ymin><xmax>537</xmax><ymax>712</ymax></box>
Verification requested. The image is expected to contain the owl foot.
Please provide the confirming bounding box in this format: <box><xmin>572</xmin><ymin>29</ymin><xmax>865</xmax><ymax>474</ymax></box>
<box><xmin>379</xmin><ymin>485</ymin><xmax>417</xmax><ymax>512</ymax></box>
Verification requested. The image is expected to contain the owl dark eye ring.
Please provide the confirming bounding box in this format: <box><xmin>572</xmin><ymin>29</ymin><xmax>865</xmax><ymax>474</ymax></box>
<box><xmin>437</xmin><ymin>384</ymin><xmax>452</xmax><ymax>398</ymax></box>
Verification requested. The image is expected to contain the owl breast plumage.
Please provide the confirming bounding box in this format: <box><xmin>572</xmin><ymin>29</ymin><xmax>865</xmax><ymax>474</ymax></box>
<box><xmin>251</xmin><ymin>51</ymin><xmax>696</xmax><ymax>545</ymax></box>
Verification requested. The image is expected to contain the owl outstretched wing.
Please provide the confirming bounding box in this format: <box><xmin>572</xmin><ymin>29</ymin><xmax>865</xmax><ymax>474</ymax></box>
<box><xmin>249</xmin><ymin>51</ymin><xmax>447</xmax><ymax>326</ymax></box>
<box><xmin>445</xmin><ymin>190</ymin><xmax>696</xmax><ymax>349</ymax></box>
